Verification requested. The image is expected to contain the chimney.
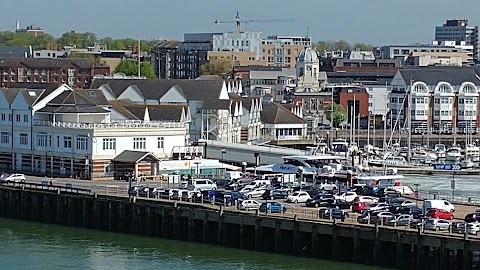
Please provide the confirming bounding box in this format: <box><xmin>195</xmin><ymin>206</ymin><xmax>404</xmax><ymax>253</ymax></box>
<box><xmin>46</xmin><ymin>43</ymin><xmax>51</xmax><ymax>50</ymax></box>
<box><xmin>16</xmin><ymin>21</ymin><xmax>19</xmax><ymax>31</ymax></box>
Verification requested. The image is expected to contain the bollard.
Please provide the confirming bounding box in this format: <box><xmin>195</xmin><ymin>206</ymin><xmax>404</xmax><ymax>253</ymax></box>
<box><xmin>57</xmin><ymin>189</ymin><xmax>60</xmax><ymax>195</ymax></box>
<box><xmin>133</xmin><ymin>197</ymin><xmax>137</xmax><ymax>204</ymax></box>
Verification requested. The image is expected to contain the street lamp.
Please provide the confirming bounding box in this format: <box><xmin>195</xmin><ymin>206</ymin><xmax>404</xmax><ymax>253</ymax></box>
<box><xmin>326</xmin><ymin>131</ymin><xmax>330</xmax><ymax>147</ymax></box>
<box><xmin>194</xmin><ymin>161</ymin><xmax>201</xmax><ymax>178</ymax></box>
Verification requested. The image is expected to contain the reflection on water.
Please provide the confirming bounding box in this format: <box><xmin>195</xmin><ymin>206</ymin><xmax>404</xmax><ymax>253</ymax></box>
<box><xmin>0</xmin><ymin>218</ymin><xmax>385</xmax><ymax>270</ymax></box>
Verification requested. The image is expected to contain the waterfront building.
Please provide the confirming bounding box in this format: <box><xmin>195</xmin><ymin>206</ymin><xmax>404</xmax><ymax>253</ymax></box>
<box><xmin>91</xmin><ymin>78</ymin><xmax>263</xmax><ymax>144</ymax></box>
<box><xmin>434</xmin><ymin>18</ymin><xmax>480</xmax><ymax>62</ymax></box>
<box><xmin>389</xmin><ymin>67</ymin><xmax>480</xmax><ymax>134</ymax></box>
<box><xmin>231</xmin><ymin>66</ymin><xmax>295</xmax><ymax>99</ymax></box>
<box><xmin>0</xmin><ymin>83</ymin><xmax>189</xmax><ymax>180</ymax></box>
<box><xmin>0</xmin><ymin>58</ymin><xmax>110</xmax><ymax>89</ymax></box>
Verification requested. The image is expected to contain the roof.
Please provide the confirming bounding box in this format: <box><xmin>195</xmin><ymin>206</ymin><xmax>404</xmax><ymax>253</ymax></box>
<box><xmin>112</xmin><ymin>150</ymin><xmax>160</xmax><ymax>163</ymax></box>
<box><xmin>37</xmin><ymin>105</ymin><xmax>108</xmax><ymax>114</ymax></box>
<box><xmin>0</xmin><ymin>47</ymin><xmax>30</xmax><ymax>57</ymax></box>
<box><xmin>398</xmin><ymin>68</ymin><xmax>480</xmax><ymax>86</ymax></box>
<box><xmin>91</xmin><ymin>79</ymin><xmax>229</xmax><ymax>109</ymax></box>
<box><xmin>298</xmin><ymin>47</ymin><xmax>319</xmax><ymax>63</ymax></box>
<box><xmin>0</xmin><ymin>58</ymin><xmax>105</xmax><ymax>69</ymax></box>
<box><xmin>261</xmin><ymin>102</ymin><xmax>305</xmax><ymax>124</ymax></box>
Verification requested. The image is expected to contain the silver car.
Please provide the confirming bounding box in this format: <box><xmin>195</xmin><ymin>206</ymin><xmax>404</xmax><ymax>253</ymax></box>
<box><xmin>424</xmin><ymin>218</ymin><xmax>451</xmax><ymax>231</ymax></box>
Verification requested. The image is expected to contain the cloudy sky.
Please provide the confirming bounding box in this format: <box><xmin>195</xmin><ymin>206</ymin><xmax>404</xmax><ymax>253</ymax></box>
<box><xmin>5</xmin><ymin>0</ymin><xmax>480</xmax><ymax>45</ymax></box>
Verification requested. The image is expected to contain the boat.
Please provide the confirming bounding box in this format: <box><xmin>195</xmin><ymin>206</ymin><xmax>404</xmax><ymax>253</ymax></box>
<box><xmin>446</xmin><ymin>147</ymin><xmax>462</xmax><ymax>161</ymax></box>
<box><xmin>460</xmin><ymin>156</ymin><xmax>474</xmax><ymax>169</ymax></box>
<box><xmin>434</xmin><ymin>144</ymin><xmax>446</xmax><ymax>159</ymax></box>
<box><xmin>465</xmin><ymin>144</ymin><xmax>480</xmax><ymax>162</ymax></box>
<box><xmin>354</xmin><ymin>167</ymin><xmax>405</xmax><ymax>184</ymax></box>
<box><xmin>331</xmin><ymin>138</ymin><xmax>349</xmax><ymax>157</ymax></box>
<box><xmin>368</xmin><ymin>154</ymin><xmax>409</xmax><ymax>167</ymax></box>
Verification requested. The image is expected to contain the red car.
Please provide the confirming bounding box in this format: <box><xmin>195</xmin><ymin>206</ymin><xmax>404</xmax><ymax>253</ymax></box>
<box><xmin>352</xmin><ymin>201</ymin><xmax>368</xmax><ymax>213</ymax></box>
<box><xmin>426</xmin><ymin>208</ymin><xmax>454</xmax><ymax>220</ymax></box>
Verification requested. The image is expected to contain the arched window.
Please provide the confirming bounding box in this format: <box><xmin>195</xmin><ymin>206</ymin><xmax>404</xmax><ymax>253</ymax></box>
<box><xmin>413</xmin><ymin>84</ymin><xmax>426</xmax><ymax>93</ymax></box>
<box><xmin>463</xmin><ymin>84</ymin><xmax>476</xmax><ymax>93</ymax></box>
<box><xmin>438</xmin><ymin>84</ymin><xmax>451</xmax><ymax>93</ymax></box>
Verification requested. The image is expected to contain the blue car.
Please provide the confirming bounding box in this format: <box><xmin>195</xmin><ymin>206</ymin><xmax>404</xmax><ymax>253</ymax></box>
<box><xmin>259</xmin><ymin>202</ymin><xmax>287</xmax><ymax>213</ymax></box>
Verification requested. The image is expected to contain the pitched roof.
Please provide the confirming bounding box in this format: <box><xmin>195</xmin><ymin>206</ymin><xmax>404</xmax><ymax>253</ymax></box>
<box><xmin>112</xmin><ymin>150</ymin><xmax>160</xmax><ymax>163</ymax></box>
<box><xmin>37</xmin><ymin>105</ymin><xmax>108</xmax><ymax>114</ymax></box>
<box><xmin>261</xmin><ymin>102</ymin><xmax>305</xmax><ymax>124</ymax></box>
<box><xmin>0</xmin><ymin>47</ymin><xmax>30</xmax><ymax>57</ymax></box>
<box><xmin>147</xmin><ymin>105</ymin><xmax>186</xmax><ymax>121</ymax></box>
<box><xmin>91</xmin><ymin>79</ymin><xmax>228</xmax><ymax>109</ymax></box>
<box><xmin>0</xmin><ymin>58</ymin><xmax>105</xmax><ymax>69</ymax></box>
<box><xmin>398</xmin><ymin>68</ymin><xmax>480</xmax><ymax>86</ymax></box>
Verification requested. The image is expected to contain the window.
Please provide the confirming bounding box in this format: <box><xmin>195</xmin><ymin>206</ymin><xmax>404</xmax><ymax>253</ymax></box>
<box><xmin>23</xmin><ymin>114</ymin><xmax>28</xmax><ymax>122</ymax></box>
<box><xmin>63</xmin><ymin>136</ymin><xmax>72</xmax><ymax>148</ymax></box>
<box><xmin>102</xmin><ymin>138</ymin><xmax>116</xmax><ymax>150</ymax></box>
<box><xmin>133</xmin><ymin>137</ymin><xmax>146</xmax><ymax>149</ymax></box>
<box><xmin>157</xmin><ymin>137</ymin><xmax>164</xmax><ymax>149</ymax></box>
<box><xmin>1</xmin><ymin>132</ymin><xmax>9</xmax><ymax>144</ymax></box>
<box><xmin>459</xmin><ymin>98</ymin><xmax>464</xmax><ymax>104</ymax></box>
<box><xmin>8</xmin><ymin>114</ymin><xmax>12</xmax><ymax>121</ymax></box>
<box><xmin>434</xmin><ymin>110</ymin><xmax>440</xmax><ymax>116</ymax></box>
<box><xmin>76</xmin><ymin>137</ymin><xmax>88</xmax><ymax>150</ymax></box>
<box><xmin>37</xmin><ymin>133</ymin><xmax>48</xmax><ymax>147</ymax></box>
<box><xmin>19</xmin><ymin>133</ymin><xmax>28</xmax><ymax>145</ymax></box>
<box><xmin>1</xmin><ymin>113</ymin><xmax>5</xmax><ymax>121</ymax></box>
<box><xmin>16</xmin><ymin>114</ymin><xmax>20</xmax><ymax>122</ymax></box>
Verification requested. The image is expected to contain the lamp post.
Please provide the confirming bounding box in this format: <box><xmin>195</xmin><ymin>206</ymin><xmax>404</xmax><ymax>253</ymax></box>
<box><xmin>414</xmin><ymin>183</ymin><xmax>420</xmax><ymax>207</ymax></box>
<box><xmin>194</xmin><ymin>161</ymin><xmax>201</xmax><ymax>178</ymax></box>
<box><xmin>335</xmin><ymin>128</ymin><xmax>338</xmax><ymax>140</ymax></box>
<box><xmin>326</xmin><ymin>131</ymin><xmax>330</xmax><ymax>147</ymax></box>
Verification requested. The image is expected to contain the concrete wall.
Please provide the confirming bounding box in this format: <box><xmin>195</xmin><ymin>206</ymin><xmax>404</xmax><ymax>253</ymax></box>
<box><xmin>0</xmin><ymin>186</ymin><xmax>479</xmax><ymax>270</ymax></box>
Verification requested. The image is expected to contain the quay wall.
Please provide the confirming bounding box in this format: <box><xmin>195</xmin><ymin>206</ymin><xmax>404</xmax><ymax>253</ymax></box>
<box><xmin>0</xmin><ymin>186</ymin><xmax>479</xmax><ymax>270</ymax></box>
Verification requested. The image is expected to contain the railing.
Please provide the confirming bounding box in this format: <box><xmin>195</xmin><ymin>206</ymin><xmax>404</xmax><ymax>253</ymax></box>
<box><xmin>0</xmin><ymin>180</ymin><xmax>92</xmax><ymax>194</ymax></box>
<box><xmin>33</xmin><ymin>120</ymin><xmax>185</xmax><ymax>129</ymax></box>
<box><xmin>418</xmin><ymin>190</ymin><xmax>479</xmax><ymax>205</ymax></box>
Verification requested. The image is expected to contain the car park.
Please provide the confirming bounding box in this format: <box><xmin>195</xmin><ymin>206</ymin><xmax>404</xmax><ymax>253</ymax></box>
<box><xmin>238</xmin><ymin>200</ymin><xmax>261</xmax><ymax>211</ymax></box>
<box><xmin>287</xmin><ymin>191</ymin><xmax>311</xmax><ymax>203</ymax></box>
<box><xmin>424</xmin><ymin>218</ymin><xmax>451</xmax><ymax>231</ymax></box>
<box><xmin>259</xmin><ymin>202</ymin><xmax>287</xmax><ymax>213</ymax></box>
<box><xmin>426</xmin><ymin>208</ymin><xmax>454</xmax><ymax>220</ymax></box>
<box><xmin>262</xmin><ymin>189</ymin><xmax>289</xmax><ymax>200</ymax></box>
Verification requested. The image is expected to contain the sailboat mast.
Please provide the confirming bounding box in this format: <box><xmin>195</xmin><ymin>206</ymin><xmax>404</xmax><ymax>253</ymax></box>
<box><xmin>383</xmin><ymin>85</ymin><xmax>387</xmax><ymax>149</ymax></box>
<box><xmin>407</xmin><ymin>79</ymin><xmax>413</xmax><ymax>163</ymax></box>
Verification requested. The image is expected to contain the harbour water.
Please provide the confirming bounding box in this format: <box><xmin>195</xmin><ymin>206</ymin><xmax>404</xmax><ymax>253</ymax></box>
<box><xmin>0</xmin><ymin>218</ymin><xmax>385</xmax><ymax>270</ymax></box>
<box><xmin>401</xmin><ymin>174</ymin><xmax>480</xmax><ymax>197</ymax></box>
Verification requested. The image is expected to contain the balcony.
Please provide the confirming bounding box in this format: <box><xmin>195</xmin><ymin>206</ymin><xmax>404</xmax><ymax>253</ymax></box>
<box><xmin>33</xmin><ymin>120</ymin><xmax>184</xmax><ymax>129</ymax></box>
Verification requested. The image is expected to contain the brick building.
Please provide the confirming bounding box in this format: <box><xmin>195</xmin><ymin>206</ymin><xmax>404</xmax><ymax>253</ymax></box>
<box><xmin>0</xmin><ymin>58</ymin><xmax>110</xmax><ymax>89</ymax></box>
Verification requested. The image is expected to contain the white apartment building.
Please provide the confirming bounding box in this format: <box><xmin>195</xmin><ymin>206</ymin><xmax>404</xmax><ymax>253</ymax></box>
<box><xmin>0</xmin><ymin>84</ymin><xmax>189</xmax><ymax>180</ymax></box>
<box><xmin>389</xmin><ymin>68</ymin><xmax>480</xmax><ymax>134</ymax></box>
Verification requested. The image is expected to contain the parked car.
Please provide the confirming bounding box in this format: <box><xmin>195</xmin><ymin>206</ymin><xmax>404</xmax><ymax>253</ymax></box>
<box><xmin>305</xmin><ymin>194</ymin><xmax>335</xmax><ymax>207</ymax></box>
<box><xmin>464</xmin><ymin>213</ymin><xmax>480</xmax><ymax>223</ymax></box>
<box><xmin>244</xmin><ymin>187</ymin><xmax>266</xmax><ymax>198</ymax></box>
<box><xmin>424</xmin><ymin>218</ymin><xmax>451</xmax><ymax>231</ymax></box>
<box><xmin>352</xmin><ymin>201</ymin><xmax>368</xmax><ymax>213</ymax></box>
<box><xmin>377</xmin><ymin>187</ymin><xmax>400</xmax><ymax>197</ymax></box>
<box><xmin>398</xmin><ymin>199</ymin><xmax>416</xmax><ymax>208</ymax></box>
<box><xmin>365</xmin><ymin>203</ymin><xmax>390</xmax><ymax>212</ymax></box>
<box><xmin>2</xmin><ymin>173</ymin><xmax>26</xmax><ymax>183</ymax></box>
<box><xmin>334</xmin><ymin>191</ymin><xmax>357</xmax><ymax>202</ymax></box>
<box><xmin>401</xmin><ymin>206</ymin><xmax>423</xmax><ymax>219</ymax></box>
<box><xmin>458</xmin><ymin>222</ymin><xmax>480</xmax><ymax>235</ymax></box>
<box><xmin>354</xmin><ymin>196</ymin><xmax>378</xmax><ymax>205</ymax></box>
<box><xmin>422</xmin><ymin>200</ymin><xmax>455</xmax><ymax>214</ymax></box>
<box><xmin>259</xmin><ymin>202</ymin><xmax>287</xmax><ymax>213</ymax></box>
<box><xmin>213</xmin><ymin>179</ymin><xmax>233</xmax><ymax>188</ymax></box>
<box><xmin>314</xmin><ymin>182</ymin><xmax>337</xmax><ymax>191</ymax></box>
<box><xmin>410</xmin><ymin>217</ymin><xmax>429</xmax><ymax>229</ymax></box>
<box><xmin>426</xmin><ymin>208</ymin><xmax>454</xmax><ymax>220</ymax></box>
<box><xmin>331</xmin><ymin>199</ymin><xmax>351</xmax><ymax>210</ymax></box>
<box><xmin>287</xmin><ymin>191</ymin><xmax>311</xmax><ymax>203</ymax></box>
<box><xmin>385</xmin><ymin>214</ymin><xmax>414</xmax><ymax>226</ymax></box>
<box><xmin>300</xmin><ymin>186</ymin><xmax>320</xmax><ymax>197</ymax></box>
<box><xmin>186</xmin><ymin>179</ymin><xmax>217</xmax><ymax>192</ymax></box>
<box><xmin>238</xmin><ymin>200</ymin><xmax>261</xmax><ymax>211</ymax></box>
<box><xmin>262</xmin><ymin>189</ymin><xmax>289</xmax><ymax>200</ymax></box>
<box><xmin>329</xmin><ymin>209</ymin><xmax>350</xmax><ymax>220</ymax></box>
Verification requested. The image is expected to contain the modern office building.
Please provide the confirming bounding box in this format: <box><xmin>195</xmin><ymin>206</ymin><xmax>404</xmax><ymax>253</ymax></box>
<box><xmin>434</xmin><ymin>19</ymin><xmax>480</xmax><ymax>63</ymax></box>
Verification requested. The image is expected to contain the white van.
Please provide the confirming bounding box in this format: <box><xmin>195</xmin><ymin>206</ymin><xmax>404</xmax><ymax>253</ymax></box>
<box><xmin>224</xmin><ymin>171</ymin><xmax>243</xmax><ymax>180</ymax></box>
<box><xmin>244</xmin><ymin>179</ymin><xmax>271</xmax><ymax>189</ymax></box>
<box><xmin>187</xmin><ymin>179</ymin><xmax>217</xmax><ymax>191</ymax></box>
<box><xmin>422</xmin><ymin>199</ymin><xmax>455</xmax><ymax>214</ymax></box>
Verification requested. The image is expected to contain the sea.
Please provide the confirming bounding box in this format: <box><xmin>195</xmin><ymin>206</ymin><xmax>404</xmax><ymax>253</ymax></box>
<box><xmin>0</xmin><ymin>218</ymin><xmax>386</xmax><ymax>270</ymax></box>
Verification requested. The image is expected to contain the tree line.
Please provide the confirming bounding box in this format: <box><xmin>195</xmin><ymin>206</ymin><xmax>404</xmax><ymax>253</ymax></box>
<box><xmin>313</xmin><ymin>40</ymin><xmax>373</xmax><ymax>54</ymax></box>
<box><xmin>0</xmin><ymin>31</ymin><xmax>157</xmax><ymax>53</ymax></box>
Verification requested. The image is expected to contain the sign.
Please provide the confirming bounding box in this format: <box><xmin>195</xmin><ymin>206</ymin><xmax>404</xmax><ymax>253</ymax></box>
<box><xmin>432</xmin><ymin>164</ymin><xmax>462</xmax><ymax>171</ymax></box>
<box><xmin>272</xmin><ymin>164</ymin><xmax>299</xmax><ymax>174</ymax></box>
<box><xmin>451</xmin><ymin>179</ymin><xmax>456</xmax><ymax>190</ymax></box>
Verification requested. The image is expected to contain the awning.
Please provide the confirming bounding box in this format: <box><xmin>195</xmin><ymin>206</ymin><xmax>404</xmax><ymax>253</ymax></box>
<box><xmin>112</xmin><ymin>150</ymin><xmax>161</xmax><ymax>164</ymax></box>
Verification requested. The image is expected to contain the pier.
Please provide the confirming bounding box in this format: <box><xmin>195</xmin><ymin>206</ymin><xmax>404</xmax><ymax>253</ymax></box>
<box><xmin>0</xmin><ymin>185</ymin><xmax>479</xmax><ymax>269</ymax></box>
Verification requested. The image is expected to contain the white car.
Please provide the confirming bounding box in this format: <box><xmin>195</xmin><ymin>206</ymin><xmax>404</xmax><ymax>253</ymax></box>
<box><xmin>315</xmin><ymin>182</ymin><xmax>337</xmax><ymax>191</ymax></box>
<box><xmin>239</xmin><ymin>187</ymin><xmax>254</xmax><ymax>194</ymax></box>
<box><xmin>245</xmin><ymin>187</ymin><xmax>266</xmax><ymax>198</ymax></box>
<box><xmin>287</xmin><ymin>191</ymin><xmax>311</xmax><ymax>203</ymax></box>
<box><xmin>334</xmin><ymin>191</ymin><xmax>357</xmax><ymax>202</ymax></box>
<box><xmin>239</xmin><ymin>200</ymin><xmax>261</xmax><ymax>211</ymax></box>
<box><xmin>366</xmin><ymin>203</ymin><xmax>390</xmax><ymax>212</ymax></box>
<box><xmin>400</xmin><ymin>200</ymin><xmax>416</xmax><ymax>208</ymax></box>
<box><xmin>3</xmin><ymin>173</ymin><xmax>26</xmax><ymax>183</ymax></box>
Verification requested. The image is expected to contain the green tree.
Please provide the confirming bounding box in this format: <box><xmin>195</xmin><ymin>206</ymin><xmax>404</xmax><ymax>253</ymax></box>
<box><xmin>58</xmin><ymin>31</ymin><xmax>97</xmax><ymax>48</ymax></box>
<box><xmin>200</xmin><ymin>58</ymin><xmax>233</xmax><ymax>76</ymax></box>
<box><xmin>114</xmin><ymin>60</ymin><xmax>156</xmax><ymax>78</ymax></box>
<box><xmin>352</xmin><ymin>43</ymin><xmax>373</xmax><ymax>51</ymax></box>
<box><xmin>325</xmin><ymin>102</ymin><xmax>346</xmax><ymax>128</ymax></box>
<box><xmin>140</xmin><ymin>62</ymin><xmax>156</xmax><ymax>78</ymax></box>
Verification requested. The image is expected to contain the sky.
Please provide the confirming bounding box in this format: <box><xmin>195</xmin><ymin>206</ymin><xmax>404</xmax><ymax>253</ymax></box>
<box><xmin>5</xmin><ymin>0</ymin><xmax>480</xmax><ymax>45</ymax></box>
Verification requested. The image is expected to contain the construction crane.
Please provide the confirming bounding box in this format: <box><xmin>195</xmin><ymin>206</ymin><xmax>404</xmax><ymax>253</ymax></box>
<box><xmin>214</xmin><ymin>11</ymin><xmax>295</xmax><ymax>33</ymax></box>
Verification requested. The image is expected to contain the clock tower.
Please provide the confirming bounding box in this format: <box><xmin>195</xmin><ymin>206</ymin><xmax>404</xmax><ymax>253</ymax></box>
<box><xmin>296</xmin><ymin>47</ymin><xmax>320</xmax><ymax>92</ymax></box>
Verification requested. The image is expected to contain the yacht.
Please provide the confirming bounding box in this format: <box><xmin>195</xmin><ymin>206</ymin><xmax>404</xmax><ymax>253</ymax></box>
<box><xmin>446</xmin><ymin>147</ymin><xmax>462</xmax><ymax>161</ymax></box>
<box><xmin>368</xmin><ymin>155</ymin><xmax>409</xmax><ymax>167</ymax></box>
<box><xmin>355</xmin><ymin>167</ymin><xmax>405</xmax><ymax>185</ymax></box>
<box><xmin>465</xmin><ymin>144</ymin><xmax>480</xmax><ymax>162</ymax></box>
<box><xmin>331</xmin><ymin>138</ymin><xmax>349</xmax><ymax>157</ymax></box>
<box><xmin>460</xmin><ymin>157</ymin><xmax>474</xmax><ymax>169</ymax></box>
<box><xmin>434</xmin><ymin>144</ymin><xmax>446</xmax><ymax>159</ymax></box>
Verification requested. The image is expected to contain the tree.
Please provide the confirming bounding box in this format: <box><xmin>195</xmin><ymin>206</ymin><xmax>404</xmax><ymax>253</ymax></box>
<box><xmin>352</xmin><ymin>43</ymin><xmax>373</xmax><ymax>51</ymax></box>
<box><xmin>114</xmin><ymin>60</ymin><xmax>156</xmax><ymax>78</ymax></box>
<box><xmin>58</xmin><ymin>31</ymin><xmax>97</xmax><ymax>48</ymax></box>
<box><xmin>140</xmin><ymin>62</ymin><xmax>156</xmax><ymax>78</ymax></box>
<box><xmin>200</xmin><ymin>58</ymin><xmax>233</xmax><ymax>76</ymax></box>
<box><xmin>325</xmin><ymin>102</ymin><xmax>346</xmax><ymax>128</ymax></box>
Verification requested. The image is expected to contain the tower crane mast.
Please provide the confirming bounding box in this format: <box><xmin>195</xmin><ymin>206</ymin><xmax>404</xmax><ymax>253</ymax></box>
<box><xmin>214</xmin><ymin>11</ymin><xmax>294</xmax><ymax>33</ymax></box>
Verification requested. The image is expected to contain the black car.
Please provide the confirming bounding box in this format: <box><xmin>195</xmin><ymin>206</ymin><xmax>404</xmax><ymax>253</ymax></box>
<box><xmin>262</xmin><ymin>189</ymin><xmax>289</xmax><ymax>200</ymax></box>
<box><xmin>216</xmin><ymin>191</ymin><xmax>246</xmax><ymax>206</ymax></box>
<box><xmin>331</xmin><ymin>199</ymin><xmax>351</xmax><ymax>210</ymax></box>
<box><xmin>301</xmin><ymin>185</ymin><xmax>320</xmax><ymax>197</ymax></box>
<box><xmin>401</xmin><ymin>206</ymin><xmax>423</xmax><ymax>219</ymax></box>
<box><xmin>305</xmin><ymin>194</ymin><xmax>335</xmax><ymax>207</ymax></box>
<box><xmin>213</xmin><ymin>179</ymin><xmax>233</xmax><ymax>188</ymax></box>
